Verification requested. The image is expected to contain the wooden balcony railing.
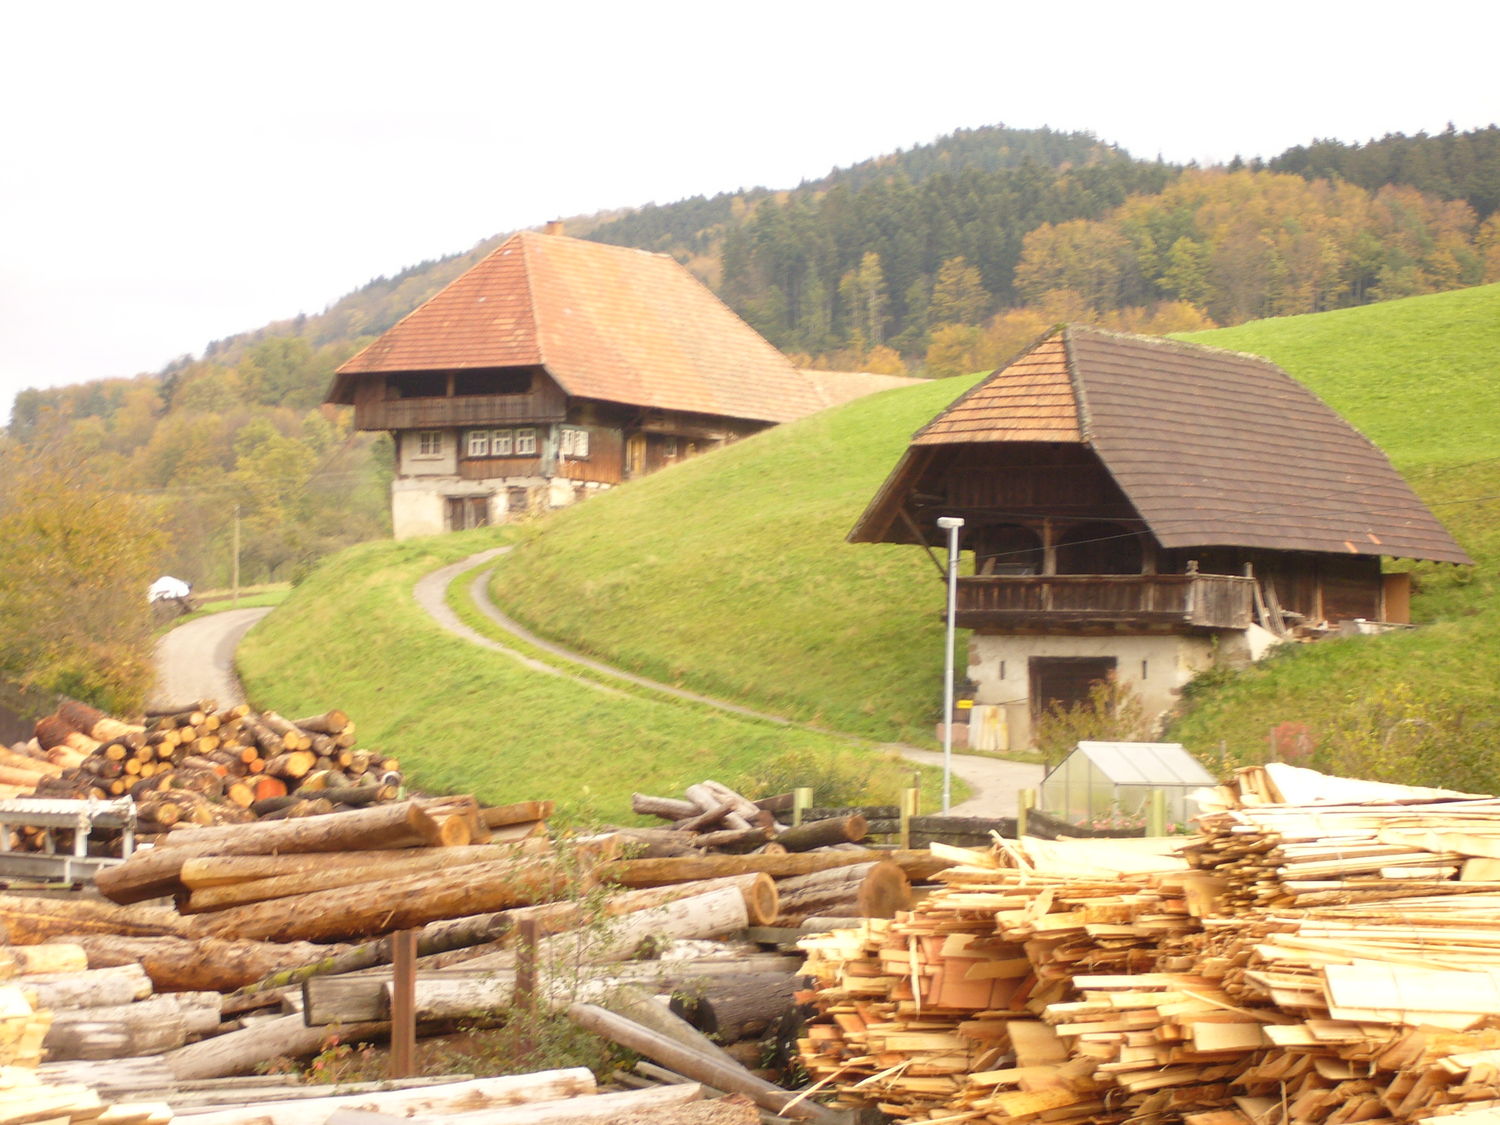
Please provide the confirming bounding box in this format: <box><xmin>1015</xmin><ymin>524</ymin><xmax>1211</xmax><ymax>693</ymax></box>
<box><xmin>353</xmin><ymin>394</ymin><xmax>566</xmax><ymax>431</ymax></box>
<box><xmin>955</xmin><ymin>573</ymin><xmax>1255</xmax><ymax>631</ymax></box>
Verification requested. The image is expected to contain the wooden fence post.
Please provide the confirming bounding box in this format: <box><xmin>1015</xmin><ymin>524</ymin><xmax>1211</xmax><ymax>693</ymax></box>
<box><xmin>1147</xmin><ymin>789</ymin><xmax>1167</xmax><ymax>837</ymax></box>
<box><xmin>1017</xmin><ymin>788</ymin><xmax>1036</xmax><ymax>837</ymax></box>
<box><xmin>388</xmin><ymin>929</ymin><xmax>417</xmax><ymax>1078</ymax></box>
<box><xmin>899</xmin><ymin>787</ymin><xmax>919</xmax><ymax>850</ymax></box>
<box><xmin>792</xmin><ymin>787</ymin><xmax>813</xmax><ymax>828</ymax></box>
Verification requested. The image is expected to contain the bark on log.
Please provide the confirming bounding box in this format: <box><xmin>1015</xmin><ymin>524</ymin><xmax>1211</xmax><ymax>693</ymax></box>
<box><xmin>684</xmin><ymin>784</ymin><xmax>752</xmax><ymax>832</ymax></box>
<box><xmin>603</xmin><ymin>848</ymin><xmax>954</xmax><ymax>888</ymax></box>
<box><xmin>164</xmin><ymin>1013</ymin><xmax>379</xmax><ymax>1079</ymax></box>
<box><xmin>203</xmin><ymin>853</ymin><xmax>578</xmax><ymax>942</ymax></box>
<box><xmin>480</xmin><ymin>800</ymin><xmax>553</xmax><ymax>829</ymax></box>
<box><xmin>235</xmin><ymin>871</ymin><xmax>774</xmax><ymax>1000</ymax></box>
<box><xmin>55</xmin><ymin>934</ymin><xmax>354</xmax><ymax>993</ymax></box>
<box><xmin>690</xmin><ymin>827</ymin><xmax>773</xmax><ymax>853</ymax></box>
<box><xmin>567</xmin><ymin>1003</ymin><xmax>837</xmax><ymax>1122</ymax></box>
<box><xmin>696</xmin><ymin>781</ymin><xmax>763</xmax><ymax>821</ymax></box>
<box><xmin>95</xmin><ymin>798</ymin><xmax>478</xmax><ymax>904</ymax></box>
<box><xmin>630</xmin><ymin>794</ymin><xmax>699</xmax><ymax>821</ymax></box>
<box><xmin>671</xmin><ymin>802</ymin><xmax>733</xmax><ymax>834</ymax></box>
<box><xmin>289</xmin><ymin>710</ymin><xmax>350</xmax><ymax>736</ymax></box>
<box><xmin>180</xmin><ymin>843</ymin><xmax>544</xmax><ymax>913</ymax></box>
<box><xmin>772</xmin><ymin>861</ymin><xmax>911</xmax><ymax>925</ymax></box>
<box><xmin>20</xmin><ymin>963</ymin><xmax>153</xmax><ymax>1010</ymax></box>
<box><xmin>43</xmin><ymin>992</ymin><xmax>222</xmax><ymax>1060</ymax></box>
<box><xmin>771</xmin><ymin>815</ymin><xmax>868</xmax><ymax>853</ymax></box>
<box><xmin>668</xmin><ymin>971</ymin><xmax>803</xmax><ymax>1043</ymax></box>
<box><xmin>0</xmin><ymin>896</ymin><xmax>197</xmax><ymax>944</ymax></box>
<box><xmin>599</xmin><ymin>827</ymin><xmax>704</xmax><ymax>859</ymax></box>
<box><xmin>178</xmin><ymin>1071</ymin><xmax>602</xmax><ymax>1125</ymax></box>
<box><xmin>458</xmin><ymin>885</ymin><xmax>751</xmax><ymax>974</ymax></box>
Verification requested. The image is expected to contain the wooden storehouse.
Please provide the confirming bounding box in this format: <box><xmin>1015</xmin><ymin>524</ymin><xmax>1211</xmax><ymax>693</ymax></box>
<box><xmin>849</xmin><ymin>326</ymin><xmax>1471</xmax><ymax>749</ymax></box>
<box><xmin>326</xmin><ymin>227</ymin><xmax>862</xmax><ymax>538</ymax></box>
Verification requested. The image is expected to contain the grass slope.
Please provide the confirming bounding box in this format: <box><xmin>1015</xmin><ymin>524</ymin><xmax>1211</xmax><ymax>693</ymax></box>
<box><xmin>236</xmin><ymin>533</ymin><xmax>939</xmax><ymax>823</ymax></box>
<box><xmin>490</xmin><ymin>375</ymin><xmax>985</xmax><ymax>746</ymax></box>
<box><xmin>1166</xmin><ymin>284</ymin><xmax>1500</xmax><ymax>785</ymax></box>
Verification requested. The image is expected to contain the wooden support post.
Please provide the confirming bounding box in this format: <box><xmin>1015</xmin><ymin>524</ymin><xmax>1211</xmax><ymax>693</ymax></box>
<box><xmin>1017</xmin><ymin>788</ymin><xmax>1036</xmax><ymax>837</ymax></box>
<box><xmin>514</xmin><ymin>917</ymin><xmax>539</xmax><ymax>1010</ymax></box>
<box><xmin>899</xmin><ymin>787</ymin><xmax>918</xmax><ymax>851</ymax></box>
<box><xmin>791</xmin><ymin>788</ymin><xmax>813</xmax><ymax>828</ymax></box>
<box><xmin>1147</xmin><ymin>789</ymin><xmax>1167</xmax><ymax>838</ymax></box>
<box><xmin>388</xmin><ymin>930</ymin><xmax>417</xmax><ymax>1079</ymax></box>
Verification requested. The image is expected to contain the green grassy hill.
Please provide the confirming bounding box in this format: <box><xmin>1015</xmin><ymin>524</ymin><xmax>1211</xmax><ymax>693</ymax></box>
<box><xmin>1167</xmin><ymin>285</ymin><xmax>1500</xmax><ymax>786</ymax></box>
<box><xmin>241</xmin><ymin>283</ymin><xmax>1500</xmax><ymax>808</ymax></box>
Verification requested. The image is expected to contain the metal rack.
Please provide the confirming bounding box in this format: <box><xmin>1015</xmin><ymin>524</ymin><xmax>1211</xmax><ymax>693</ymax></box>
<box><xmin>0</xmin><ymin>797</ymin><xmax>135</xmax><ymax>883</ymax></box>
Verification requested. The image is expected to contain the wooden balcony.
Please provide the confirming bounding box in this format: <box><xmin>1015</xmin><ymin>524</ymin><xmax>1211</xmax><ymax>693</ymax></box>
<box><xmin>955</xmin><ymin>573</ymin><xmax>1256</xmax><ymax>632</ymax></box>
<box><xmin>353</xmin><ymin>393</ymin><xmax>566</xmax><ymax>431</ymax></box>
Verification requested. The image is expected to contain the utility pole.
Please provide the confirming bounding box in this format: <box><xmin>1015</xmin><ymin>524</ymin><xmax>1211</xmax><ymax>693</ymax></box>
<box><xmin>232</xmin><ymin>505</ymin><xmax>241</xmax><ymax>607</ymax></box>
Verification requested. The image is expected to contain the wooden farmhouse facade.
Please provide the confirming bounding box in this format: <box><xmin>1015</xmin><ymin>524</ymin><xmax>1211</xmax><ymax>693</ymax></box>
<box><xmin>327</xmin><ymin>228</ymin><xmax>871</xmax><ymax>538</ymax></box>
<box><xmin>849</xmin><ymin>326</ymin><xmax>1471</xmax><ymax>750</ymax></box>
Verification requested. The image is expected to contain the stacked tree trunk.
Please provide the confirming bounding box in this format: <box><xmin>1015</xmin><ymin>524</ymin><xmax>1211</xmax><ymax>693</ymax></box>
<box><xmin>626</xmin><ymin>779</ymin><xmax>871</xmax><ymax>856</ymax></box>
<box><xmin>7</xmin><ymin>701</ymin><xmax>408</xmax><ymax>853</ymax></box>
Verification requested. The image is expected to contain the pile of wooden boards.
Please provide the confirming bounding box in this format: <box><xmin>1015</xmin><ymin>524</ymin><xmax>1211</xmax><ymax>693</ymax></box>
<box><xmin>6</xmin><ymin>699</ymin><xmax>405</xmax><ymax>845</ymax></box>
<box><xmin>794</xmin><ymin>767</ymin><xmax>1500</xmax><ymax>1125</ymax></box>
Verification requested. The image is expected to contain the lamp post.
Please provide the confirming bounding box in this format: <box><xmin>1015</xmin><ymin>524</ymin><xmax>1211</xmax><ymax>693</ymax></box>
<box><xmin>936</xmin><ymin>515</ymin><xmax>965</xmax><ymax>813</ymax></box>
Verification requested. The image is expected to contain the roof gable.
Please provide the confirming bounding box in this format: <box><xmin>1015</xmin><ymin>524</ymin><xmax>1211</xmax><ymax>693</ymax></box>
<box><xmin>331</xmin><ymin>232</ymin><xmax>827</xmax><ymax>424</ymax></box>
<box><xmin>852</xmin><ymin>325</ymin><xmax>1471</xmax><ymax>565</ymax></box>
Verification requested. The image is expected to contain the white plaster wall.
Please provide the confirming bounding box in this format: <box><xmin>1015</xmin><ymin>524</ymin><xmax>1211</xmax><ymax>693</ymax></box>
<box><xmin>398</xmin><ymin>431</ymin><xmax>457</xmax><ymax>476</ymax></box>
<box><xmin>967</xmin><ymin>632</ymin><xmax>1222</xmax><ymax>749</ymax></box>
<box><xmin>390</xmin><ymin>480</ymin><xmax>449</xmax><ymax>540</ymax></box>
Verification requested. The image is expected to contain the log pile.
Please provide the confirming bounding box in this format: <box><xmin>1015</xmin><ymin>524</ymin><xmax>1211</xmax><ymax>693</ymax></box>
<box><xmin>794</xmin><ymin>768</ymin><xmax>1500</xmax><ymax>1125</ymax></box>
<box><xmin>626</xmin><ymin>780</ymin><xmax>871</xmax><ymax>856</ymax></box>
<box><xmin>21</xmin><ymin>701</ymin><xmax>403</xmax><ymax>830</ymax></box>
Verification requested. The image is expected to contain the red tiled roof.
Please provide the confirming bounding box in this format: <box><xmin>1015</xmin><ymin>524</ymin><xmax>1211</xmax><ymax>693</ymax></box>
<box><xmin>331</xmin><ymin>232</ymin><xmax>827</xmax><ymax>423</ymax></box>
<box><xmin>851</xmin><ymin>326</ymin><xmax>1471</xmax><ymax>565</ymax></box>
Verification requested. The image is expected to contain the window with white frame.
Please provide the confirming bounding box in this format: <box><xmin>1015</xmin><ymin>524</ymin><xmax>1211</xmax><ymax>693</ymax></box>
<box><xmin>415</xmin><ymin>431</ymin><xmax>442</xmax><ymax>457</ymax></box>
<box><xmin>466</xmin><ymin>430</ymin><xmax>490</xmax><ymax>457</ymax></box>
<box><xmin>559</xmin><ymin>426</ymin><xmax>591</xmax><ymax>459</ymax></box>
<box><xmin>492</xmin><ymin>429</ymin><xmax>513</xmax><ymax>455</ymax></box>
<box><xmin>515</xmin><ymin>427</ymin><xmax>537</xmax><ymax>455</ymax></box>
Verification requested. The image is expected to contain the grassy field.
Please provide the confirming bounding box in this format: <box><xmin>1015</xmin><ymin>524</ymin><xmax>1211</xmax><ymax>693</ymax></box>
<box><xmin>236</xmin><ymin>533</ymin><xmax>948</xmax><ymax>822</ymax></box>
<box><xmin>488</xmin><ymin>374</ymin><xmax>986</xmax><ymax>747</ymax></box>
<box><xmin>1164</xmin><ymin>284</ymin><xmax>1500</xmax><ymax>785</ymax></box>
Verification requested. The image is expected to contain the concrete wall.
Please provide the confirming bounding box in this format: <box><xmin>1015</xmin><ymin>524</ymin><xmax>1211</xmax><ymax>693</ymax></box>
<box><xmin>967</xmin><ymin>632</ymin><xmax>1227</xmax><ymax>750</ymax></box>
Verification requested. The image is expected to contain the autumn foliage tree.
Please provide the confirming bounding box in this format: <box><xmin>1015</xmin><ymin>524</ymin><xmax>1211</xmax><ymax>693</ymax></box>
<box><xmin>0</xmin><ymin>443</ymin><xmax>168</xmax><ymax>713</ymax></box>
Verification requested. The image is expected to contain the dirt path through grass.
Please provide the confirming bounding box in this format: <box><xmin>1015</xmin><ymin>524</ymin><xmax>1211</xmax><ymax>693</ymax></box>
<box><xmin>427</xmin><ymin>550</ymin><xmax>1043</xmax><ymax>817</ymax></box>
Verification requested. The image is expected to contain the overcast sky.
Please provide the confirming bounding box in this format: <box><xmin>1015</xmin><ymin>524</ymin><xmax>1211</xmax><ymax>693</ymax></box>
<box><xmin>2</xmin><ymin>0</ymin><xmax>1495</xmax><ymax>422</ymax></box>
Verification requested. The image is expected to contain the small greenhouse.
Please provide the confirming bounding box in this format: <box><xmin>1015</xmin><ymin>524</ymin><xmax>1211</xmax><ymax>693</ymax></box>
<box><xmin>1039</xmin><ymin>741</ymin><xmax>1216</xmax><ymax>831</ymax></box>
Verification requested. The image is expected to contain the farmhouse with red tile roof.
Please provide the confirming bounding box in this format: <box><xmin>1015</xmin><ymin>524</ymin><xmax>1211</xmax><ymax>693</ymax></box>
<box><xmin>327</xmin><ymin>228</ymin><xmax>887</xmax><ymax>537</ymax></box>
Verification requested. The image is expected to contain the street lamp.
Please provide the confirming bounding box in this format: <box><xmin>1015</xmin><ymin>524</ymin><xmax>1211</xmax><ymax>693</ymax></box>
<box><xmin>936</xmin><ymin>515</ymin><xmax>965</xmax><ymax>813</ymax></box>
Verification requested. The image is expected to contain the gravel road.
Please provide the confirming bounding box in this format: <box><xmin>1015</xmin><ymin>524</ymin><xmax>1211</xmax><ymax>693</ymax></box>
<box><xmin>147</xmin><ymin>607</ymin><xmax>270</xmax><ymax>711</ymax></box>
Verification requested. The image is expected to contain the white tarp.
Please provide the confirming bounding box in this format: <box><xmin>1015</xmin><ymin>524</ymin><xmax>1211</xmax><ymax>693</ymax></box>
<box><xmin>147</xmin><ymin>576</ymin><xmax>191</xmax><ymax>603</ymax></box>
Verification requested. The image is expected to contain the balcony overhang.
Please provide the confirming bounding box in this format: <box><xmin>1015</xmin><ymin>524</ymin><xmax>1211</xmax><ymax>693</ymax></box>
<box><xmin>955</xmin><ymin>573</ymin><xmax>1256</xmax><ymax>633</ymax></box>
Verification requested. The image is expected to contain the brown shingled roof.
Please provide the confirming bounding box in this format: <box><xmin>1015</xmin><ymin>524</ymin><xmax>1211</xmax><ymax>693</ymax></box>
<box><xmin>329</xmin><ymin>231</ymin><xmax>827</xmax><ymax>423</ymax></box>
<box><xmin>852</xmin><ymin>326</ymin><xmax>1471</xmax><ymax>565</ymax></box>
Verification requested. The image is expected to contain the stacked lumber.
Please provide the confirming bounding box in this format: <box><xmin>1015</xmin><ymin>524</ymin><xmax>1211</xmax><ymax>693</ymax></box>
<box><xmin>794</xmin><ymin>769</ymin><xmax>1500</xmax><ymax>1125</ymax></box>
<box><xmin>16</xmin><ymin>701</ymin><xmax>406</xmax><ymax>840</ymax></box>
